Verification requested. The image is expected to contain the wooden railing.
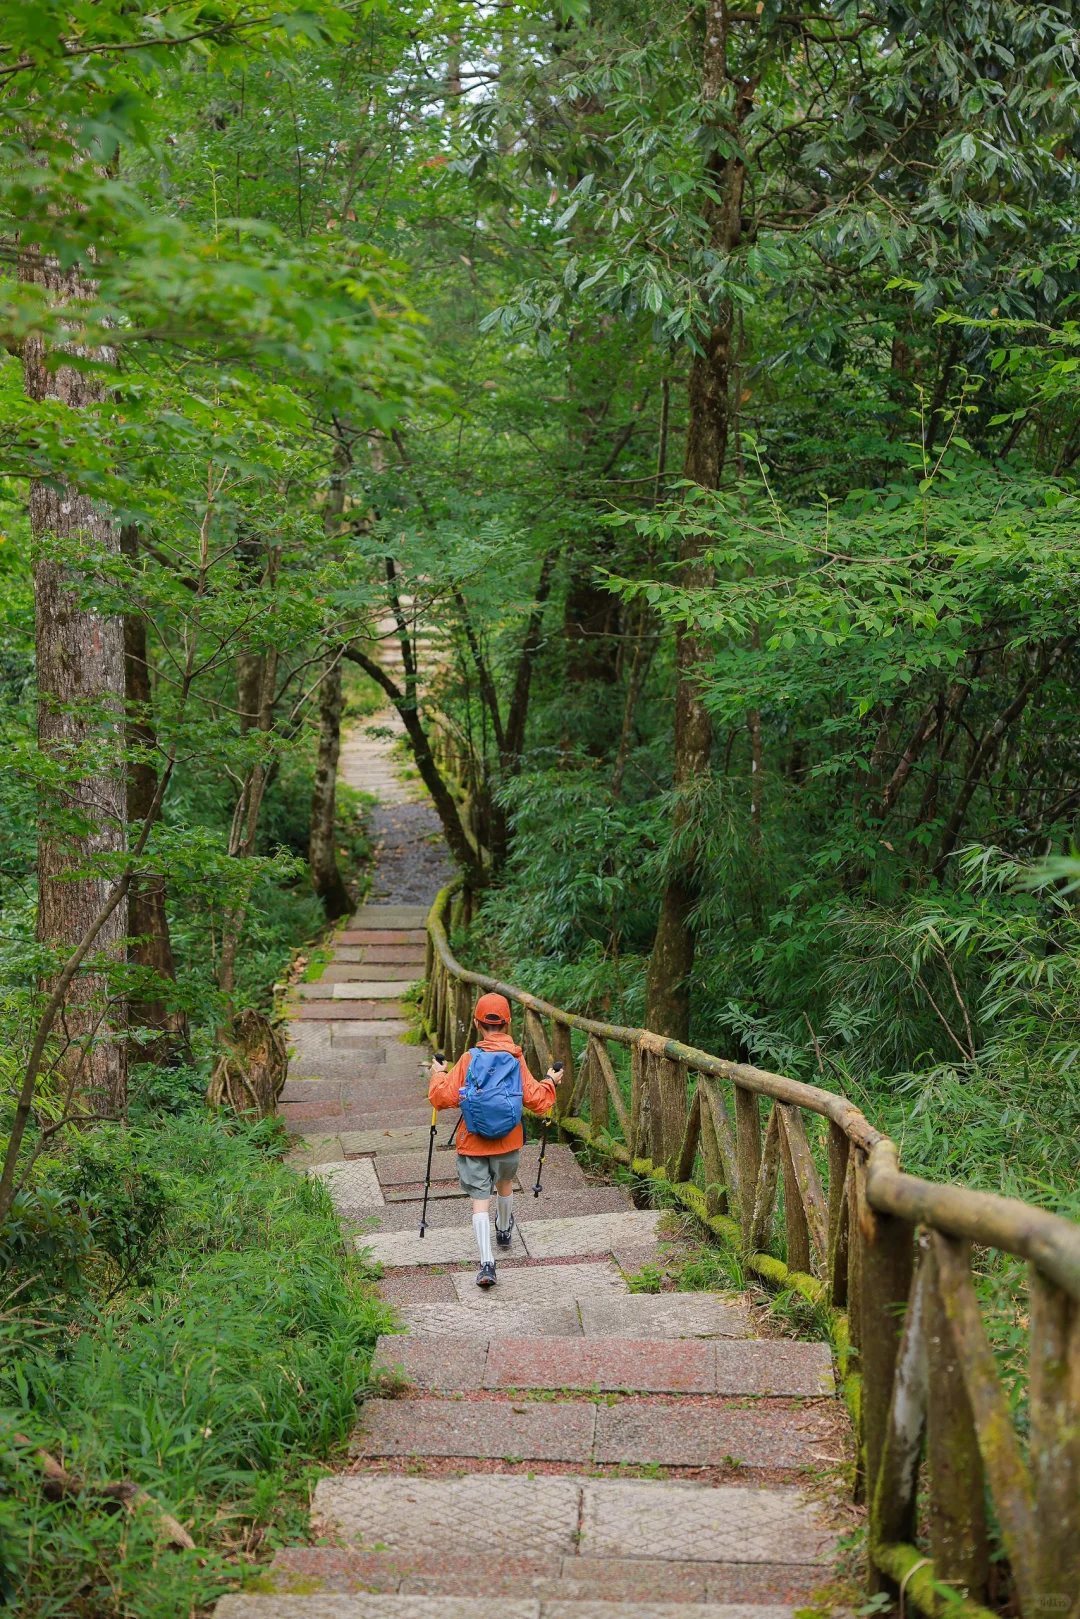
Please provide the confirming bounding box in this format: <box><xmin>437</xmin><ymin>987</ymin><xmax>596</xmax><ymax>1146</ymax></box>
<box><xmin>422</xmin><ymin>879</ymin><xmax>1080</xmax><ymax>1619</ymax></box>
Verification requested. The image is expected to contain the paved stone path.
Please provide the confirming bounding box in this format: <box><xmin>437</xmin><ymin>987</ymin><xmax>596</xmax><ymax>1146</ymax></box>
<box><xmin>225</xmin><ymin>689</ymin><xmax>847</xmax><ymax>1619</ymax></box>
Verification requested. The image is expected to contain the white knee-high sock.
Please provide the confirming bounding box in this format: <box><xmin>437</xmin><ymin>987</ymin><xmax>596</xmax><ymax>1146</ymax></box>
<box><xmin>496</xmin><ymin>1193</ymin><xmax>514</xmax><ymax>1233</ymax></box>
<box><xmin>472</xmin><ymin>1211</ymin><xmax>493</xmax><ymax>1264</ymax></box>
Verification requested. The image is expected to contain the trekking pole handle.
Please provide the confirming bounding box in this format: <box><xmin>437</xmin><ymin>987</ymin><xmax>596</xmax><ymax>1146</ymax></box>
<box><xmin>533</xmin><ymin>1064</ymin><xmax>562</xmax><ymax>1198</ymax></box>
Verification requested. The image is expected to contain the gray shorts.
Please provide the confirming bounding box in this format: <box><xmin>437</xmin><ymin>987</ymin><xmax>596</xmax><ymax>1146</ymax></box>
<box><xmin>456</xmin><ymin>1150</ymin><xmax>520</xmax><ymax>1199</ymax></box>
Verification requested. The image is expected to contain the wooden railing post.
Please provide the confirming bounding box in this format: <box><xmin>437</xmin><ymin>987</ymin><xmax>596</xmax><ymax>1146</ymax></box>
<box><xmin>629</xmin><ymin>1042</ymin><xmax>647</xmax><ymax>1158</ymax></box>
<box><xmin>674</xmin><ymin>1086</ymin><xmax>702</xmax><ymax>1185</ymax></box>
<box><xmin>847</xmin><ymin>1149</ymin><xmax>864</xmax><ymax>1356</ymax></box>
<box><xmin>590</xmin><ymin>1037</ymin><xmax>631</xmax><ymax>1142</ymax></box>
<box><xmin>748</xmin><ymin>1104</ymin><xmax>781</xmax><ymax>1254</ymax></box>
<box><xmin>932</xmin><ymin>1231</ymin><xmax>1038</xmax><ymax>1611</ymax></box>
<box><xmin>734</xmin><ymin>1085</ymin><xmax>761</xmax><ymax>1244</ymax></box>
<box><xmin>454</xmin><ymin>978</ymin><xmax>472</xmax><ymax>1061</ymax></box>
<box><xmin>435</xmin><ymin>964</ymin><xmax>447</xmax><ymax>1054</ymax></box>
<box><xmin>780</xmin><ymin>1110</ymin><xmax>812</xmax><ymax>1274</ymax></box>
<box><xmin>856</xmin><ymin>1147</ymin><xmax>914</xmax><ymax>1546</ymax></box>
<box><xmin>925</xmin><ymin>1236</ymin><xmax>989</xmax><ymax>1602</ymax></box>
<box><xmin>552</xmin><ymin>1020</ymin><xmax>575</xmax><ymax>1115</ymax></box>
<box><xmin>827</xmin><ymin>1121</ymin><xmax>850</xmax><ymax>1307</ymax></box>
<box><xmin>1029</xmin><ymin>1265</ymin><xmax>1080</xmax><ymax>1606</ymax></box>
<box><xmin>656</xmin><ymin>1056</ymin><xmax>688</xmax><ymax>1176</ymax></box>
<box><xmin>422</xmin><ymin>930</ymin><xmax>435</xmax><ymax>1027</ymax></box>
<box><xmin>778</xmin><ymin>1105</ymin><xmax>827</xmax><ymax>1274</ymax></box>
<box><xmin>699</xmin><ymin>1083</ymin><xmax>727</xmax><ymax>1215</ymax></box>
<box><xmin>589</xmin><ymin>1035</ymin><xmax>610</xmax><ymax>1134</ymax></box>
<box><xmin>872</xmin><ymin>1240</ymin><xmax>928</xmax><ymax>1555</ymax></box>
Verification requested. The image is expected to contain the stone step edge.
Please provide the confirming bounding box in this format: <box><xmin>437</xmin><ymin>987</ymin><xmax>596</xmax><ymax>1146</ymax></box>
<box><xmin>217</xmin><ymin>1598</ymin><xmax>797</xmax><ymax>1619</ymax></box>
<box><xmin>371</xmin><ymin>1335</ymin><xmax>835</xmax><ymax>1397</ymax></box>
<box><xmin>257</xmin><ymin>1544</ymin><xmax>831</xmax><ymax>1606</ymax></box>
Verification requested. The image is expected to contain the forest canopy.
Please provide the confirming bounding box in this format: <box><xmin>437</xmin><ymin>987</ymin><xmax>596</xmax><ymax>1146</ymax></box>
<box><xmin>2</xmin><ymin>0</ymin><xmax>1080</xmax><ymax>1598</ymax></box>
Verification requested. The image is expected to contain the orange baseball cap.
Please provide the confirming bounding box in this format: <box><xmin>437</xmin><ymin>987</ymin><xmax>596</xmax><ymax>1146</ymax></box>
<box><xmin>474</xmin><ymin>992</ymin><xmax>512</xmax><ymax>1026</ymax></box>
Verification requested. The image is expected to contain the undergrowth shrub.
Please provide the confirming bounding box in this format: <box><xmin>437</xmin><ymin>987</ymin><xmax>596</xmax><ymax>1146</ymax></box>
<box><xmin>0</xmin><ymin>1113</ymin><xmax>390</xmax><ymax>1617</ymax></box>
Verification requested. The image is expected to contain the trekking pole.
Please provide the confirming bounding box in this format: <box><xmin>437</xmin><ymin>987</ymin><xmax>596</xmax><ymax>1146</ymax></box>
<box><xmin>533</xmin><ymin>1062</ymin><xmax>563</xmax><ymax>1198</ymax></box>
<box><xmin>419</xmin><ymin>1053</ymin><xmax>445</xmax><ymax>1238</ymax></box>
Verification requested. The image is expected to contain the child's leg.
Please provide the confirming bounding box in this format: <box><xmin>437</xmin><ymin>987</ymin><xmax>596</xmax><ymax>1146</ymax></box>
<box><xmin>494</xmin><ymin>1150</ymin><xmax>520</xmax><ymax>1238</ymax></box>
<box><xmin>457</xmin><ymin>1154</ymin><xmax>495</xmax><ymax>1265</ymax></box>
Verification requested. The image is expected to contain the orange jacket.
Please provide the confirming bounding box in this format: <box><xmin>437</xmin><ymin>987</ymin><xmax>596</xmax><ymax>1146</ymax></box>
<box><xmin>428</xmin><ymin>1030</ymin><xmax>556</xmax><ymax>1156</ymax></box>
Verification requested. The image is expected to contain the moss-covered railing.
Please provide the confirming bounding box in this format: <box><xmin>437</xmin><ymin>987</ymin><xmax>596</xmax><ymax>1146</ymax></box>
<box><xmin>423</xmin><ymin>878</ymin><xmax>1080</xmax><ymax>1619</ymax></box>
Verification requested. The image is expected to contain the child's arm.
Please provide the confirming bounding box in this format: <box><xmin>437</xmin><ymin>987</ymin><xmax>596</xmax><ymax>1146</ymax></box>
<box><xmin>429</xmin><ymin>1051</ymin><xmax>467</xmax><ymax>1111</ymax></box>
<box><xmin>520</xmin><ymin>1056</ymin><xmax>557</xmax><ymax>1116</ymax></box>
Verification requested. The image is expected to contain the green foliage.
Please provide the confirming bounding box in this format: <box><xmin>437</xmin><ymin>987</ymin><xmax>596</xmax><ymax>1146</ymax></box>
<box><xmin>0</xmin><ymin>1115</ymin><xmax>389</xmax><ymax>1615</ymax></box>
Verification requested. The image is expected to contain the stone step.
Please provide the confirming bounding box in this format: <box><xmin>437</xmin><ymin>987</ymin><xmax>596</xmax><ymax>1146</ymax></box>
<box><xmin>259</xmin><ymin>1545</ymin><xmax>825</xmax><ymax>1607</ymax></box>
<box><xmin>328</xmin><ymin>1026</ymin><xmax>414</xmax><ymax>1046</ymax></box>
<box><xmin>334</xmin><ymin>983</ymin><xmax>420</xmax><ymax>1000</ymax></box>
<box><xmin>342</xmin><ymin>1126</ymin><xmax>453</xmax><ymax>1156</ymax></box>
<box><xmin>366</xmin><ymin>1188</ymin><xmax>633</xmax><ymax>1233</ymax></box>
<box><xmin>287</xmin><ymin>1055</ymin><xmax>420</xmax><ymax>1083</ymax></box>
<box><xmin>299</xmin><ymin>982</ymin><xmax>418</xmax><ymax>1001</ymax></box>
<box><xmin>448</xmin><ymin>1261</ymin><xmax>628</xmax><ymax>1303</ymax></box>
<box><xmin>288</xmin><ymin>1025</ymin><xmax>421</xmax><ymax>1056</ymax></box>
<box><xmin>371</xmin><ymin>1335</ymin><xmax>832</xmax><ymax>1397</ymax></box>
<box><xmin>288</xmin><ymin>1126</ymin><xmax>450</xmax><ymax>1163</ymax></box>
<box><xmin>373</xmin><ymin>1144</ymin><xmax>589</xmax><ymax>1190</ymax></box>
<box><xmin>310</xmin><ymin>1158</ymin><xmax>385</xmax><ymax>1214</ymax></box>
<box><xmin>312</xmin><ymin>1475</ymin><xmax>835</xmax><ymax>1566</ymax></box>
<box><xmin>293</xmin><ymin>1003</ymin><xmax>408</xmax><ymax>1021</ymax></box>
<box><xmin>220</xmin><ymin>1597</ymin><xmax>796</xmax><ymax>1619</ymax></box>
<box><xmin>331</xmin><ymin>947</ymin><xmax>427</xmax><ymax>965</ymax></box>
<box><xmin>337</xmin><ymin>1106</ymin><xmax>436</xmax><ymax>1133</ymax></box>
<box><xmin>285</xmin><ymin>1106</ymin><xmax>432</xmax><ymax>1137</ymax></box>
<box><xmin>335</xmin><ymin>1080</ymin><xmax>429</xmax><ymax>1106</ymax></box>
<box><xmin>282</xmin><ymin>1081</ymin><xmax>427</xmax><ymax>1109</ymax></box>
<box><xmin>287</xmin><ymin>1032</ymin><xmax>414</xmax><ymax>1060</ymax></box>
<box><xmin>381</xmin><ymin>1182</ymin><xmax>523</xmax><ymax>1203</ymax></box>
<box><xmin>396</xmin><ymin>1301</ymin><xmax>584</xmax><ymax>1337</ymax></box>
<box><xmin>281</xmin><ymin>1098</ymin><xmax>430</xmax><ymax>1130</ymax></box>
<box><xmin>322</xmin><ymin>965</ymin><xmax>421</xmax><ymax>983</ymax></box>
<box><xmin>392</xmin><ymin>1292</ymin><xmax>752</xmax><ymax>1341</ymax></box>
<box><xmin>351</xmin><ymin>905</ymin><xmax>431</xmax><ymax>927</ymax></box>
<box><xmin>356</xmin><ymin>1210</ymin><xmax>661</xmax><ymax>1268</ymax></box>
<box><xmin>287</xmin><ymin>1133</ymin><xmax>346</xmax><ymax>1168</ymax></box>
<box><xmin>339</xmin><ymin>929</ymin><xmax>427</xmax><ymax>946</ymax></box>
<box><xmin>352</xmin><ymin>1396</ymin><xmax>833</xmax><ymax>1470</ymax></box>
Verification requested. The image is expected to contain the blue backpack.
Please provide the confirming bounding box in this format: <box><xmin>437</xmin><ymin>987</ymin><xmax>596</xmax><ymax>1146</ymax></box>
<box><xmin>459</xmin><ymin>1047</ymin><xmax>523</xmax><ymax>1140</ymax></box>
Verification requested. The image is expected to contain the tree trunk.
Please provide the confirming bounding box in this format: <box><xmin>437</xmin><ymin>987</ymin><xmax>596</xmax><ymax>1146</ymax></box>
<box><xmin>309</xmin><ymin>653</ymin><xmax>351</xmax><ymax>918</ymax></box>
<box><xmin>219</xmin><ymin>648</ymin><xmax>279</xmax><ymax>1001</ymax></box>
<box><xmin>644</xmin><ymin>18</ymin><xmax>750</xmax><ymax>1041</ymax></box>
<box><xmin>120</xmin><ymin>526</ymin><xmax>187</xmax><ymax>1057</ymax></box>
<box><xmin>309</xmin><ymin>433</ymin><xmax>352</xmax><ymax>918</ymax></box>
<box><xmin>23</xmin><ymin>255</ymin><xmax>127</xmax><ymax>1115</ymax></box>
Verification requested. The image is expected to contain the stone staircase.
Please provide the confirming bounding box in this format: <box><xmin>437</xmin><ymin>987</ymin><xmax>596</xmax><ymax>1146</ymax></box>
<box><xmin>226</xmin><ymin>720</ymin><xmax>847</xmax><ymax>1619</ymax></box>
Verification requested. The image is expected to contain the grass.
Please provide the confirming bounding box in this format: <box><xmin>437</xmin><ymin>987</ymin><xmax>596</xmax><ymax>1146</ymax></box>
<box><xmin>0</xmin><ymin>1113</ymin><xmax>391</xmax><ymax>1616</ymax></box>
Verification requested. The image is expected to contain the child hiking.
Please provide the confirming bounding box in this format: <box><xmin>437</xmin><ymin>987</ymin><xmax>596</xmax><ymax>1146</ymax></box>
<box><xmin>428</xmin><ymin>992</ymin><xmax>557</xmax><ymax>1288</ymax></box>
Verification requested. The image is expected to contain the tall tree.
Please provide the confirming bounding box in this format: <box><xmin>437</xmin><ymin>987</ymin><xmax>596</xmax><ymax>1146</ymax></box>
<box><xmin>120</xmin><ymin>526</ymin><xmax>186</xmax><ymax>1056</ymax></box>
<box><xmin>22</xmin><ymin>255</ymin><xmax>128</xmax><ymax>1114</ymax></box>
<box><xmin>309</xmin><ymin>434</ymin><xmax>352</xmax><ymax>918</ymax></box>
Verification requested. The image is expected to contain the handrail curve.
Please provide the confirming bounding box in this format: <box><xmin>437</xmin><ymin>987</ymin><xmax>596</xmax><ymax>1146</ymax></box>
<box><xmin>423</xmin><ymin>877</ymin><xmax>1080</xmax><ymax>1617</ymax></box>
<box><xmin>427</xmin><ymin>883</ymin><xmax>1079</xmax><ymax>1296</ymax></box>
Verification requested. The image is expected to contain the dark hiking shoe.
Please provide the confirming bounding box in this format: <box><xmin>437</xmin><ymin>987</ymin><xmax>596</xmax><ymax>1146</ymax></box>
<box><xmin>495</xmin><ymin>1214</ymin><xmax>515</xmax><ymax>1249</ymax></box>
<box><xmin>477</xmin><ymin>1261</ymin><xmax>497</xmax><ymax>1288</ymax></box>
